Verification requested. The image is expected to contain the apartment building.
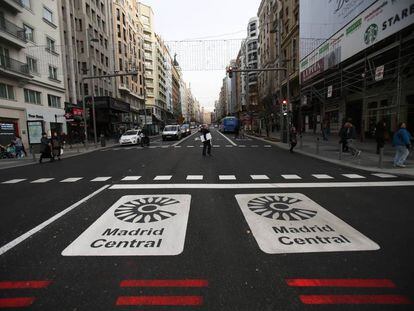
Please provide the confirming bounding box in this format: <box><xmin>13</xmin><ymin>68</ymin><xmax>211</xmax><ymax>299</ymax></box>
<box><xmin>171</xmin><ymin>57</ymin><xmax>182</xmax><ymax>120</ymax></box>
<box><xmin>245</xmin><ymin>17</ymin><xmax>259</xmax><ymax>110</ymax></box>
<box><xmin>0</xmin><ymin>0</ymin><xmax>67</xmax><ymax>147</ymax></box>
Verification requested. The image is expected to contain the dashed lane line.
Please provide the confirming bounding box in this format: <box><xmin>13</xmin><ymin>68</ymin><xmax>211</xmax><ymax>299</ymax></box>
<box><xmin>186</xmin><ymin>175</ymin><xmax>204</xmax><ymax>181</ymax></box>
<box><xmin>91</xmin><ymin>177</ymin><xmax>112</xmax><ymax>182</ymax></box>
<box><xmin>172</xmin><ymin>131</ymin><xmax>199</xmax><ymax>147</ymax></box>
<box><xmin>30</xmin><ymin>178</ymin><xmax>54</xmax><ymax>184</ymax></box>
<box><xmin>1</xmin><ymin>179</ymin><xmax>26</xmax><ymax>184</ymax></box>
<box><xmin>219</xmin><ymin>175</ymin><xmax>237</xmax><ymax>181</ymax></box>
<box><xmin>282</xmin><ymin>175</ymin><xmax>302</xmax><ymax>180</ymax></box>
<box><xmin>154</xmin><ymin>175</ymin><xmax>173</xmax><ymax>181</ymax></box>
<box><xmin>342</xmin><ymin>174</ymin><xmax>366</xmax><ymax>179</ymax></box>
<box><xmin>371</xmin><ymin>173</ymin><xmax>397</xmax><ymax>178</ymax></box>
<box><xmin>312</xmin><ymin>174</ymin><xmax>334</xmax><ymax>179</ymax></box>
<box><xmin>60</xmin><ymin>177</ymin><xmax>83</xmax><ymax>183</ymax></box>
<box><xmin>251</xmin><ymin>175</ymin><xmax>270</xmax><ymax>180</ymax></box>
<box><xmin>121</xmin><ymin>176</ymin><xmax>141</xmax><ymax>181</ymax></box>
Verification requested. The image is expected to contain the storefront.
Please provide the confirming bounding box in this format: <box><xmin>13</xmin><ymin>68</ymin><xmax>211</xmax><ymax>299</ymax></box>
<box><xmin>0</xmin><ymin>106</ymin><xmax>28</xmax><ymax>147</ymax></box>
<box><xmin>26</xmin><ymin>105</ymin><xmax>67</xmax><ymax>137</ymax></box>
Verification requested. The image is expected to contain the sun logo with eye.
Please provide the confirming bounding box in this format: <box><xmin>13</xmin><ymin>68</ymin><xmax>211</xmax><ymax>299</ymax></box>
<box><xmin>114</xmin><ymin>197</ymin><xmax>179</xmax><ymax>223</ymax></box>
<box><xmin>248</xmin><ymin>196</ymin><xmax>317</xmax><ymax>221</ymax></box>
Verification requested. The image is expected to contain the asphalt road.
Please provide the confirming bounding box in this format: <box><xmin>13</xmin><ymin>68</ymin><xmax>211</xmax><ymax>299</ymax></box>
<box><xmin>0</xmin><ymin>128</ymin><xmax>413</xmax><ymax>310</ymax></box>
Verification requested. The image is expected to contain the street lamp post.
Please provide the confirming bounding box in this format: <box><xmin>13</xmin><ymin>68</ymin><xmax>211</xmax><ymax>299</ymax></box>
<box><xmin>89</xmin><ymin>36</ymin><xmax>99</xmax><ymax>147</ymax></box>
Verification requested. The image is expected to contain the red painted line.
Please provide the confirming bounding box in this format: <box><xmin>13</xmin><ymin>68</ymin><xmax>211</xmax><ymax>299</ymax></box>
<box><xmin>0</xmin><ymin>297</ymin><xmax>36</xmax><ymax>308</ymax></box>
<box><xmin>116</xmin><ymin>295</ymin><xmax>203</xmax><ymax>306</ymax></box>
<box><xmin>120</xmin><ymin>279</ymin><xmax>208</xmax><ymax>288</ymax></box>
<box><xmin>286</xmin><ymin>278</ymin><xmax>396</xmax><ymax>288</ymax></box>
<box><xmin>300</xmin><ymin>295</ymin><xmax>413</xmax><ymax>305</ymax></box>
<box><xmin>0</xmin><ymin>281</ymin><xmax>52</xmax><ymax>289</ymax></box>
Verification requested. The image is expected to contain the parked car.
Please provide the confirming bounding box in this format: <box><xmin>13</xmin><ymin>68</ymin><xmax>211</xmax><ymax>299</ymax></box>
<box><xmin>181</xmin><ymin>124</ymin><xmax>191</xmax><ymax>137</ymax></box>
<box><xmin>119</xmin><ymin>130</ymin><xmax>141</xmax><ymax>145</ymax></box>
<box><xmin>162</xmin><ymin>125</ymin><xmax>182</xmax><ymax>141</ymax></box>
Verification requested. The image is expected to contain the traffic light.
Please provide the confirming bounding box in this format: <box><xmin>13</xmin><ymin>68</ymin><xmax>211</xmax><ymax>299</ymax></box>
<box><xmin>227</xmin><ymin>66</ymin><xmax>233</xmax><ymax>78</ymax></box>
<box><xmin>281</xmin><ymin>99</ymin><xmax>288</xmax><ymax>115</ymax></box>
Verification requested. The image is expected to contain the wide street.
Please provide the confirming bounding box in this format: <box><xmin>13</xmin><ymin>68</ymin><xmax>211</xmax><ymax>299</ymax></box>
<box><xmin>0</xmin><ymin>128</ymin><xmax>413</xmax><ymax>310</ymax></box>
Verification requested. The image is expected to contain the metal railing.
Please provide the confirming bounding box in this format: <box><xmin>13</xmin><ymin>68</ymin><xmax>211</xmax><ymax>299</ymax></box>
<box><xmin>0</xmin><ymin>55</ymin><xmax>30</xmax><ymax>75</ymax></box>
<box><xmin>0</xmin><ymin>17</ymin><xmax>27</xmax><ymax>42</ymax></box>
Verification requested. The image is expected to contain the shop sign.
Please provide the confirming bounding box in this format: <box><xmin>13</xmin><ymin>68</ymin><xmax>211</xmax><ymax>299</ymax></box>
<box><xmin>327</xmin><ymin>85</ymin><xmax>333</xmax><ymax>98</ymax></box>
<box><xmin>375</xmin><ymin>65</ymin><xmax>385</xmax><ymax>81</ymax></box>
<box><xmin>73</xmin><ymin>108</ymin><xmax>83</xmax><ymax>116</ymax></box>
<box><xmin>301</xmin><ymin>59</ymin><xmax>324</xmax><ymax>83</ymax></box>
<box><xmin>235</xmin><ymin>193</ymin><xmax>379</xmax><ymax>254</ymax></box>
<box><xmin>62</xmin><ymin>195</ymin><xmax>191</xmax><ymax>256</ymax></box>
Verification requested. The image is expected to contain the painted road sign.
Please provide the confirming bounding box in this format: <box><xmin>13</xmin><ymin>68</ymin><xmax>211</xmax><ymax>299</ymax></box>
<box><xmin>235</xmin><ymin>193</ymin><xmax>379</xmax><ymax>254</ymax></box>
<box><xmin>62</xmin><ymin>195</ymin><xmax>191</xmax><ymax>256</ymax></box>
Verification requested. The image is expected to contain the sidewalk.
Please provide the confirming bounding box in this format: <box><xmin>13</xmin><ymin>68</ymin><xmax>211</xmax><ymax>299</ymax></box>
<box><xmin>248</xmin><ymin>131</ymin><xmax>414</xmax><ymax>178</ymax></box>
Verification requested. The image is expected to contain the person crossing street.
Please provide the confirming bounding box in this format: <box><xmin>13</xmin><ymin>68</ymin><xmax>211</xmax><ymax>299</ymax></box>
<box><xmin>200</xmin><ymin>124</ymin><xmax>212</xmax><ymax>156</ymax></box>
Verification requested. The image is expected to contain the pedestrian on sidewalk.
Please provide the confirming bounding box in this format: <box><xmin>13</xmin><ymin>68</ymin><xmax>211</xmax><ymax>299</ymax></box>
<box><xmin>51</xmin><ymin>132</ymin><xmax>63</xmax><ymax>161</ymax></box>
<box><xmin>340</xmin><ymin>122</ymin><xmax>361</xmax><ymax>157</ymax></box>
<box><xmin>13</xmin><ymin>135</ymin><xmax>26</xmax><ymax>158</ymax></box>
<box><xmin>392</xmin><ymin>122</ymin><xmax>412</xmax><ymax>168</ymax></box>
<box><xmin>39</xmin><ymin>133</ymin><xmax>52</xmax><ymax>163</ymax></box>
<box><xmin>289</xmin><ymin>126</ymin><xmax>298</xmax><ymax>153</ymax></box>
<box><xmin>200</xmin><ymin>124</ymin><xmax>212</xmax><ymax>156</ymax></box>
<box><xmin>375</xmin><ymin>119</ymin><xmax>387</xmax><ymax>154</ymax></box>
<box><xmin>321</xmin><ymin>119</ymin><xmax>329</xmax><ymax>141</ymax></box>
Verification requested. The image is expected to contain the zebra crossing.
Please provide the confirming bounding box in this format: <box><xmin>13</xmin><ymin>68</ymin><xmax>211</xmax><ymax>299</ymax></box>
<box><xmin>101</xmin><ymin>144</ymin><xmax>274</xmax><ymax>151</ymax></box>
<box><xmin>0</xmin><ymin>173</ymin><xmax>400</xmax><ymax>185</ymax></box>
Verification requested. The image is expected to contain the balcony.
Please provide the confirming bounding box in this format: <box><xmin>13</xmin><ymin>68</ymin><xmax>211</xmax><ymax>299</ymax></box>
<box><xmin>119</xmin><ymin>83</ymin><xmax>131</xmax><ymax>94</ymax></box>
<box><xmin>0</xmin><ymin>0</ymin><xmax>24</xmax><ymax>14</ymax></box>
<box><xmin>0</xmin><ymin>55</ymin><xmax>33</xmax><ymax>80</ymax></box>
<box><xmin>0</xmin><ymin>17</ymin><xmax>27</xmax><ymax>48</ymax></box>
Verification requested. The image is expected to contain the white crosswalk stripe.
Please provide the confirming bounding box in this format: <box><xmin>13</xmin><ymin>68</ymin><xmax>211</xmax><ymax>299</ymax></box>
<box><xmin>264</xmin><ymin>145</ymin><xmax>272</xmax><ymax>148</ymax></box>
<box><xmin>60</xmin><ymin>178</ymin><xmax>83</xmax><ymax>183</ymax></box>
<box><xmin>251</xmin><ymin>145</ymin><xmax>259</xmax><ymax>148</ymax></box>
<box><xmin>312</xmin><ymin>174</ymin><xmax>334</xmax><ymax>179</ymax></box>
<box><xmin>342</xmin><ymin>174</ymin><xmax>366</xmax><ymax>179</ymax></box>
<box><xmin>154</xmin><ymin>175</ymin><xmax>172</xmax><ymax>181</ymax></box>
<box><xmin>219</xmin><ymin>175</ymin><xmax>237</xmax><ymax>180</ymax></box>
<box><xmin>372</xmin><ymin>173</ymin><xmax>397</xmax><ymax>178</ymax></box>
<box><xmin>225</xmin><ymin>145</ymin><xmax>234</xmax><ymax>148</ymax></box>
<box><xmin>121</xmin><ymin>176</ymin><xmax>141</xmax><ymax>181</ymax></box>
<box><xmin>186</xmin><ymin>175</ymin><xmax>204</xmax><ymax>181</ymax></box>
<box><xmin>238</xmin><ymin>145</ymin><xmax>246</xmax><ymax>148</ymax></box>
<box><xmin>174</xmin><ymin>145</ymin><xmax>182</xmax><ymax>148</ymax></box>
<box><xmin>213</xmin><ymin>145</ymin><xmax>220</xmax><ymax>147</ymax></box>
<box><xmin>91</xmin><ymin>177</ymin><xmax>112</xmax><ymax>182</ymax></box>
<box><xmin>281</xmin><ymin>175</ymin><xmax>302</xmax><ymax>180</ymax></box>
<box><xmin>31</xmin><ymin>178</ymin><xmax>55</xmax><ymax>183</ymax></box>
<box><xmin>187</xmin><ymin>146</ymin><xmax>195</xmax><ymax>148</ymax></box>
<box><xmin>2</xmin><ymin>179</ymin><xmax>26</xmax><ymax>184</ymax></box>
<box><xmin>250</xmin><ymin>175</ymin><xmax>270</xmax><ymax>180</ymax></box>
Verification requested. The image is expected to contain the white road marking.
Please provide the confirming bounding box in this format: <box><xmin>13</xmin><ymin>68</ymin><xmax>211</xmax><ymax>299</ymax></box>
<box><xmin>213</xmin><ymin>145</ymin><xmax>220</xmax><ymax>147</ymax></box>
<box><xmin>122</xmin><ymin>176</ymin><xmax>141</xmax><ymax>181</ymax></box>
<box><xmin>174</xmin><ymin>146</ymin><xmax>182</xmax><ymax>148</ymax></box>
<box><xmin>372</xmin><ymin>173</ymin><xmax>397</xmax><ymax>178</ymax></box>
<box><xmin>282</xmin><ymin>175</ymin><xmax>302</xmax><ymax>180</ymax></box>
<box><xmin>2</xmin><ymin>179</ymin><xmax>26</xmax><ymax>184</ymax></box>
<box><xmin>312</xmin><ymin>174</ymin><xmax>334</xmax><ymax>179</ymax></box>
<box><xmin>172</xmin><ymin>131</ymin><xmax>199</xmax><ymax>147</ymax></box>
<box><xmin>219</xmin><ymin>175</ymin><xmax>237</xmax><ymax>180</ymax></box>
<box><xmin>109</xmin><ymin>181</ymin><xmax>414</xmax><ymax>190</ymax></box>
<box><xmin>216</xmin><ymin>131</ymin><xmax>237</xmax><ymax>146</ymax></box>
<box><xmin>60</xmin><ymin>177</ymin><xmax>83</xmax><ymax>183</ymax></box>
<box><xmin>149</xmin><ymin>146</ymin><xmax>158</xmax><ymax>149</ymax></box>
<box><xmin>161</xmin><ymin>146</ymin><xmax>170</xmax><ymax>149</ymax></box>
<box><xmin>264</xmin><ymin>145</ymin><xmax>272</xmax><ymax>148</ymax></box>
<box><xmin>251</xmin><ymin>175</ymin><xmax>270</xmax><ymax>180</ymax></box>
<box><xmin>91</xmin><ymin>177</ymin><xmax>112</xmax><ymax>182</ymax></box>
<box><xmin>0</xmin><ymin>185</ymin><xmax>110</xmax><ymax>256</ymax></box>
<box><xmin>186</xmin><ymin>175</ymin><xmax>204</xmax><ymax>181</ymax></box>
<box><xmin>238</xmin><ymin>145</ymin><xmax>246</xmax><ymax>148</ymax></box>
<box><xmin>31</xmin><ymin>178</ymin><xmax>54</xmax><ymax>183</ymax></box>
<box><xmin>187</xmin><ymin>146</ymin><xmax>195</xmax><ymax>148</ymax></box>
<box><xmin>342</xmin><ymin>174</ymin><xmax>366</xmax><ymax>179</ymax></box>
<box><xmin>225</xmin><ymin>145</ymin><xmax>233</xmax><ymax>148</ymax></box>
<box><xmin>154</xmin><ymin>175</ymin><xmax>172</xmax><ymax>181</ymax></box>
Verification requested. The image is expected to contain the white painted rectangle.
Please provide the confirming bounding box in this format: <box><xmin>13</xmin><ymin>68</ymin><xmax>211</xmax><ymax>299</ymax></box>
<box><xmin>372</xmin><ymin>173</ymin><xmax>397</xmax><ymax>179</ymax></box>
<box><xmin>62</xmin><ymin>194</ymin><xmax>191</xmax><ymax>256</ymax></box>
<box><xmin>2</xmin><ymin>179</ymin><xmax>26</xmax><ymax>184</ymax></box>
<box><xmin>312</xmin><ymin>174</ymin><xmax>334</xmax><ymax>179</ymax></box>
<box><xmin>251</xmin><ymin>175</ymin><xmax>270</xmax><ymax>180</ymax></box>
<box><xmin>282</xmin><ymin>175</ymin><xmax>302</xmax><ymax>180</ymax></box>
<box><xmin>264</xmin><ymin>145</ymin><xmax>272</xmax><ymax>148</ymax></box>
<box><xmin>342</xmin><ymin>174</ymin><xmax>366</xmax><ymax>179</ymax></box>
<box><xmin>91</xmin><ymin>177</ymin><xmax>111</xmax><ymax>182</ymax></box>
<box><xmin>186</xmin><ymin>175</ymin><xmax>203</xmax><ymax>181</ymax></box>
<box><xmin>122</xmin><ymin>176</ymin><xmax>141</xmax><ymax>181</ymax></box>
<box><xmin>219</xmin><ymin>175</ymin><xmax>236</xmax><ymax>181</ymax></box>
<box><xmin>60</xmin><ymin>178</ymin><xmax>83</xmax><ymax>183</ymax></box>
<box><xmin>235</xmin><ymin>193</ymin><xmax>379</xmax><ymax>254</ymax></box>
<box><xmin>31</xmin><ymin>178</ymin><xmax>54</xmax><ymax>183</ymax></box>
<box><xmin>154</xmin><ymin>175</ymin><xmax>172</xmax><ymax>181</ymax></box>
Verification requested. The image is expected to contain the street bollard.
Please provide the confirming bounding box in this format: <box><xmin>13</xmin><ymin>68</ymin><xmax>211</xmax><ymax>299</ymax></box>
<box><xmin>316</xmin><ymin>137</ymin><xmax>320</xmax><ymax>155</ymax></box>
<box><xmin>299</xmin><ymin>135</ymin><xmax>303</xmax><ymax>149</ymax></box>
<box><xmin>379</xmin><ymin>147</ymin><xmax>384</xmax><ymax>169</ymax></box>
<box><xmin>339</xmin><ymin>143</ymin><xmax>342</xmax><ymax>160</ymax></box>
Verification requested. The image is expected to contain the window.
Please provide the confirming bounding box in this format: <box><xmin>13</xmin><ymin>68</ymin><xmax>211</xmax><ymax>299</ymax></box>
<box><xmin>48</xmin><ymin>95</ymin><xmax>61</xmax><ymax>108</ymax></box>
<box><xmin>83</xmin><ymin>83</ymin><xmax>89</xmax><ymax>95</ymax></box>
<box><xmin>23</xmin><ymin>24</ymin><xmax>34</xmax><ymax>42</ymax></box>
<box><xmin>24</xmin><ymin>89</ymin><xmax>41</xmax><ymax>104</ymax></box>
<box><xmin>21</xmin><ymin>0</ymin><xmax>30</xmax><ymax>9</ymax></box>
<box><xmin>48</xmin><ymin>65</ymin><xmax>58</xmax><ymax>80</ymax></box>
<box><xmin>26</xmin><ymin>56</ymin><xmax>38</xmax><ymax>74</ymax></box>
<box><xmin>43</xmin><ymin>7</ymin><xmax>54</xmax><ymax>24</ymax></box>
<box><xmin>46</xmin><ymin>37</ymin><xmax>56</xmax><ymax>53</ymax></box>
<box><xmin>0</xmin><ymin>83</ymin><xmax>14</xmax><ymax>100</ymax></box>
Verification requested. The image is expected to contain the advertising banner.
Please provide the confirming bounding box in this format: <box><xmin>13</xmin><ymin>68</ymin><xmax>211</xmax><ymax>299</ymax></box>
<box><xmin>300</xmin><ymin>0</ymin><xmax>414</xmax><ymax>83</ymax></box>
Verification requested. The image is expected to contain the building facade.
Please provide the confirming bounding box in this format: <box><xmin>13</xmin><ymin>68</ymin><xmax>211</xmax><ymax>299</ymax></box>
<box><xmin>1</xmin><ymin>0</ymin><xmax>66</xmax><ymax>147</ymax></box>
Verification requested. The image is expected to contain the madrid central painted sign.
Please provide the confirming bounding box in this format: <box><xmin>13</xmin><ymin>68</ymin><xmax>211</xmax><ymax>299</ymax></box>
<box><xmin>300</xmin><ymin>0</ymin><xmax>414</xmax><ymax>83</ymax></box>
<box><xmin>62</xmin><ymin>195</ymin><xmax>191</xmax><ymax>256</ymax></box>
<box><xmin>236</xmin><ymin>193</ymin><xmax>379</xmax><ymax>254</ymax></box>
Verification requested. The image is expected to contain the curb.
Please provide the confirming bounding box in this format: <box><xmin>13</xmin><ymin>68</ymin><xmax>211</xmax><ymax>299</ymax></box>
<box><xmin>246</xmin><ymin>134</ymin><xmax>414</xmax><ymax>178</ymax></box>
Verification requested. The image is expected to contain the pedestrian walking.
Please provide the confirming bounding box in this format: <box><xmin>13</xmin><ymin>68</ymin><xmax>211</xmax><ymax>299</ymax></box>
<box><xmin>289</xmin><ymin>126</ymin><xmax>298</xmax><ymax>153</ymax></box>
<box><xmin>375</xmin><ymin>119</ymin><xmax>387</xmax><ymax>154</ymax></box>
<box><xmin>321</xmin><ymin>119</ymin><xmax>329</xmax><ymax>141</ymax></box>
<box><xmin>200</xmin><ymin>124</ymin><xmax>212</xmax><ymax>156</ymax></box>
<box><xmin>339</xmin><ymin>122</ymin><xmax>361</xmax><ymax>157</ymax></box>
<box><xmin>392</xmin><ymin>122</ymin><xmax>412</xmax><ymax>168</ymax></box>
<box><xmin>12</xmin><ymin>135</ymin><xmax>26</xmax><ymax>158</ymax></box>
<box><xmin>39</xmin><ymin>133</ymin><xmax>52</xmax><ymax>163</ymax></box>
<box><xmin>51</xmin><ymin>132</ymin><xmax>63</xmax><ymax>161</ymax></box>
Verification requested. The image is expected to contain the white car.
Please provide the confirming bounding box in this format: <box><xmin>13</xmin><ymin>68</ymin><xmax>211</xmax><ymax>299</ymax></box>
<box><xmin>119</xmin><ymin>130</ymin><xmax>141</xmax><ymax>145</ymax></box>
<box><xmin>162</xmin><ymin>125</ymin><xmax>182</xmax><ymax>141</ymax></box>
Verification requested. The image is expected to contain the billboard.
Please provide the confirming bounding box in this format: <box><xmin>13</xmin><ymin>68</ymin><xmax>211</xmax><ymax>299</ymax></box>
<box><xmin>300</xmin><ymin>0</ymin><xmax>414</xmax><ymax>83</ymax></box>
<box><xmin>300</xmin><ymin>0</ymin><xmax>377</xmax><ymax>58</ymax></box>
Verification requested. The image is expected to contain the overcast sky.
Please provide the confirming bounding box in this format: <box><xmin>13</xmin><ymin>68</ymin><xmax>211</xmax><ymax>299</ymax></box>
<box><xmin>141</xmin><ymin>0</ymin><xmax>262</xmax><ymax>112</ymax></box>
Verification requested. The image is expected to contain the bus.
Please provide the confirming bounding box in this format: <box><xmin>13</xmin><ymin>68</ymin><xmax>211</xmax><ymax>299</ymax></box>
<box><xmin>219</xmin><ymin>116</ymin><xmax>239</xmax><ymax>133</ymax></box>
